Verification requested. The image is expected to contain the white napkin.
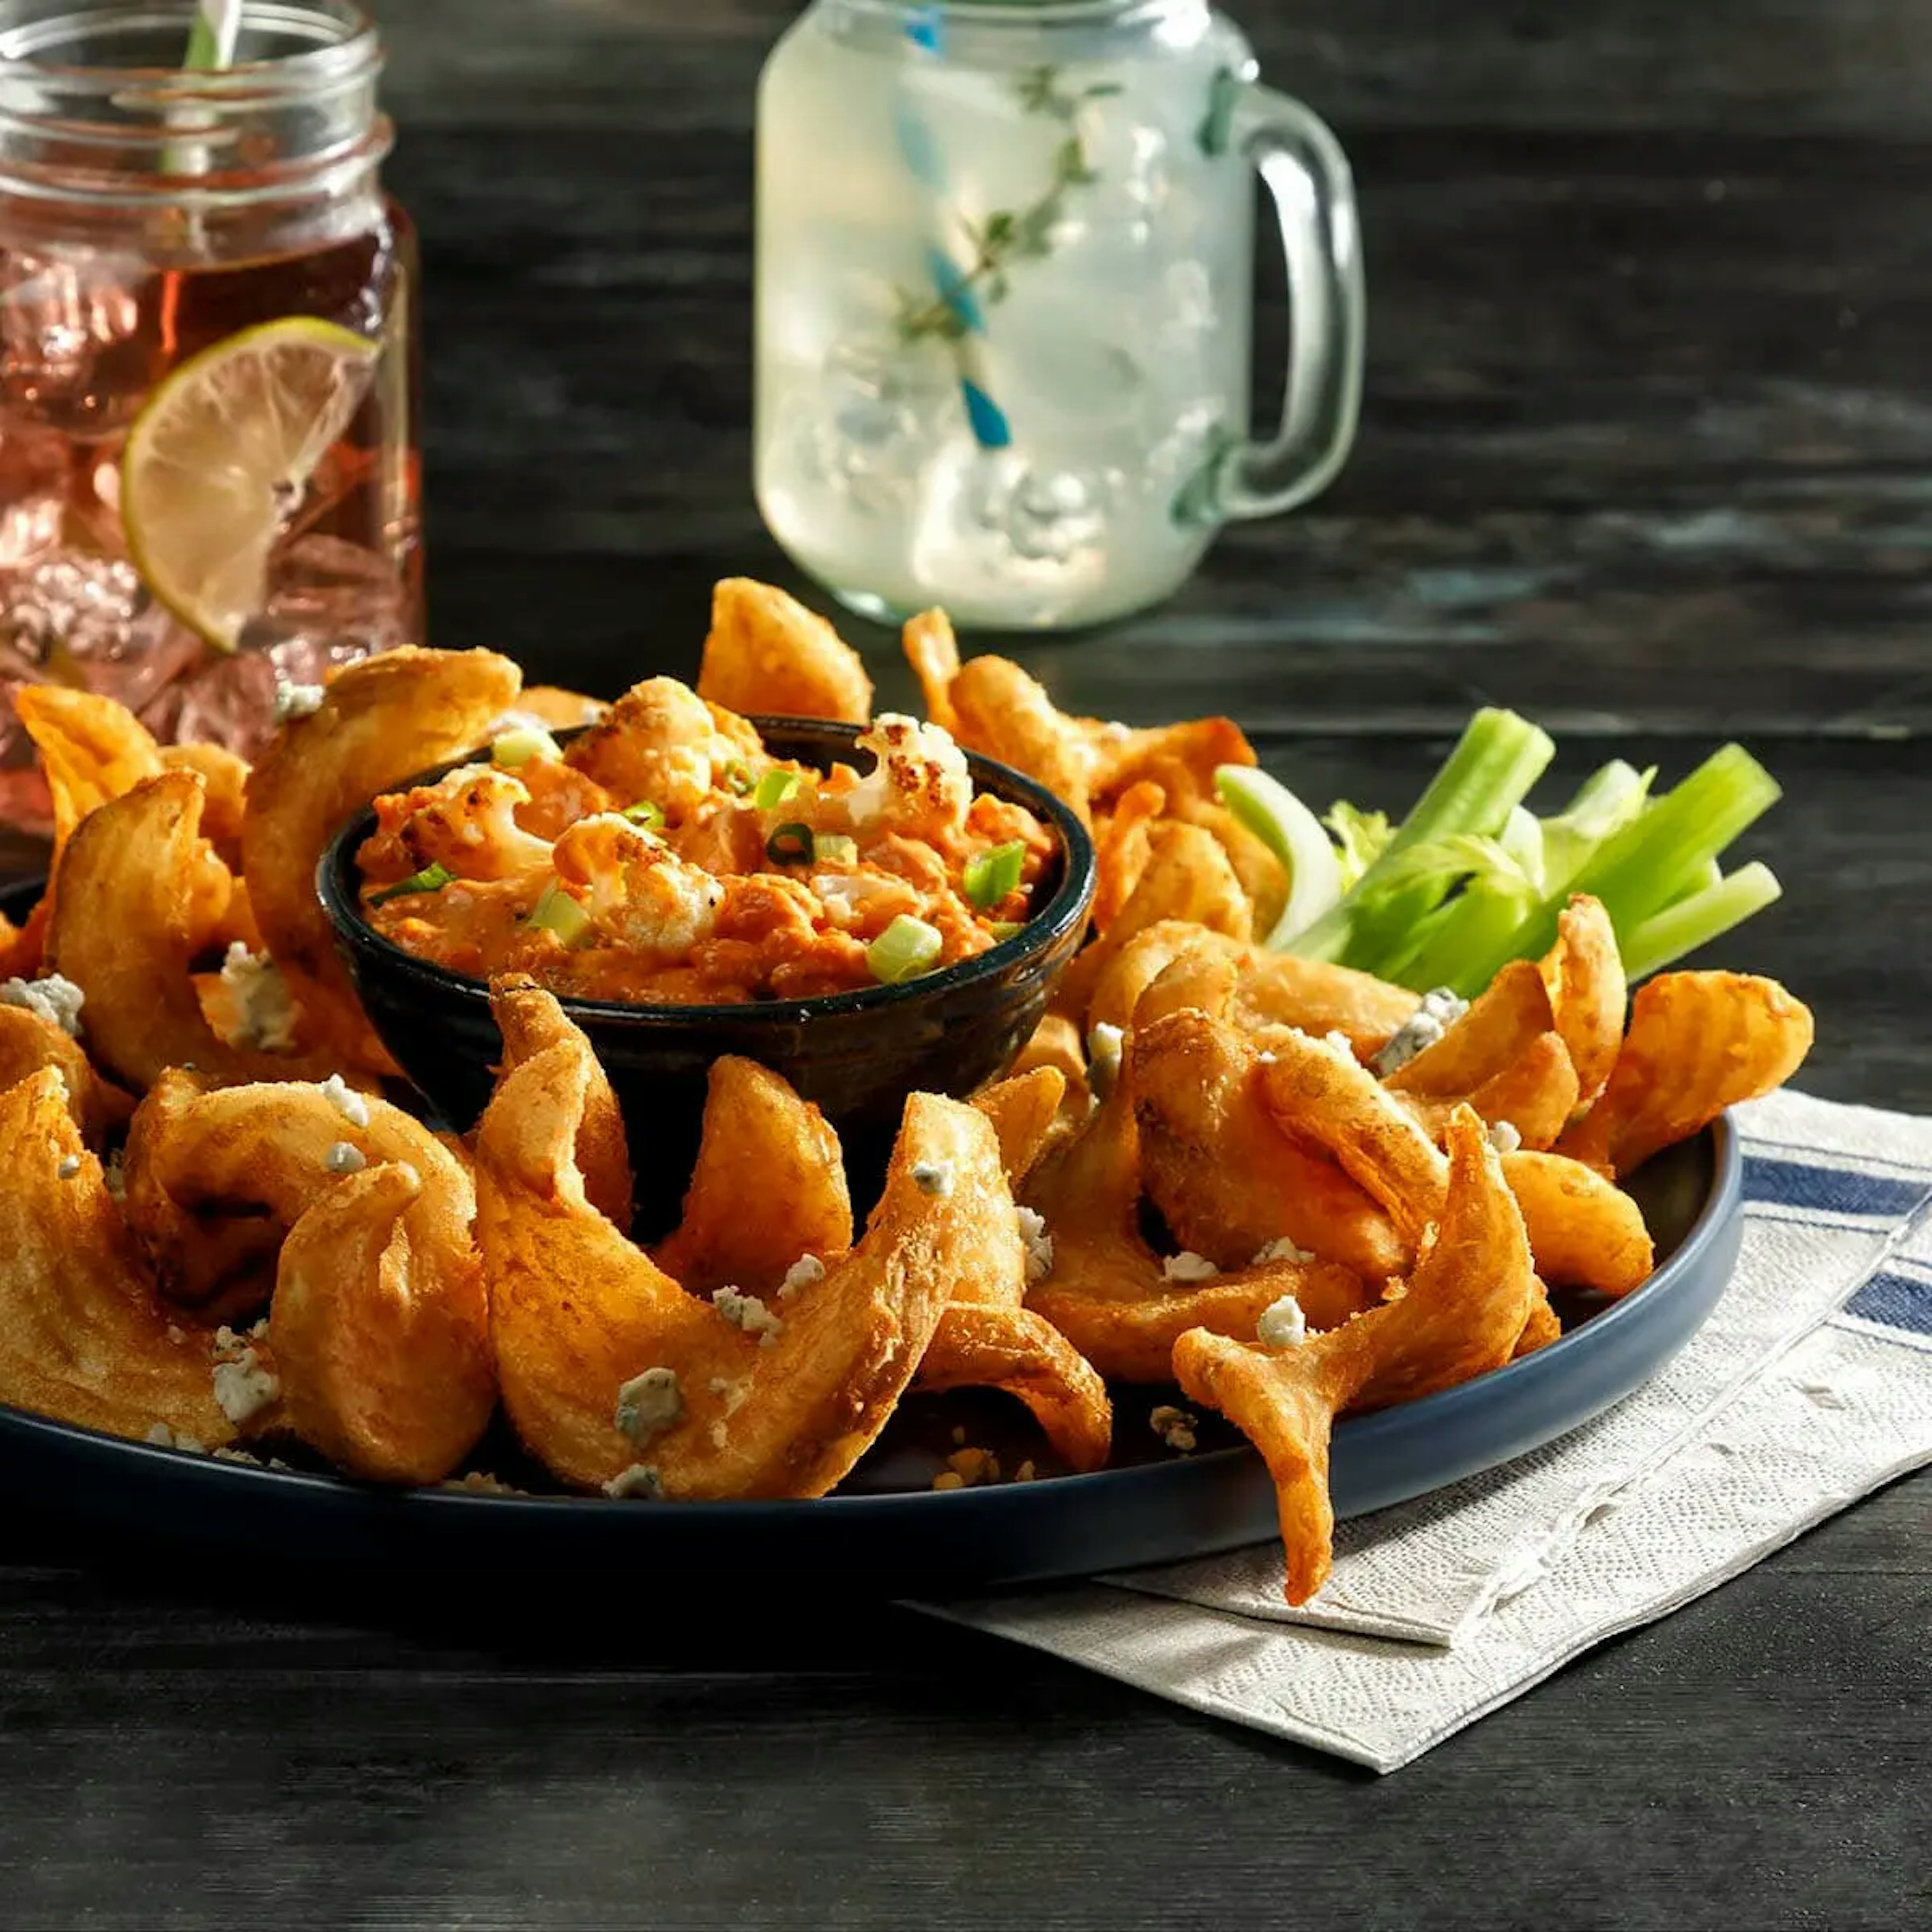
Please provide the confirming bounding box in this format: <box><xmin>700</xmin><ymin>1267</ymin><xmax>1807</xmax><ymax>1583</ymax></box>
<box><xmin>922</xmin><ymin>1089</ymin><xmax>1932</xmax><ymax>1770</ymax></box>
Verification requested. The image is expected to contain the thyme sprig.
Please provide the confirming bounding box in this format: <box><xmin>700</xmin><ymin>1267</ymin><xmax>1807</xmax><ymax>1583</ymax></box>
<box><xmin>894</xmin><ymin>66</ymin><xmax>1121</xmax><ymax>345</ymax></box>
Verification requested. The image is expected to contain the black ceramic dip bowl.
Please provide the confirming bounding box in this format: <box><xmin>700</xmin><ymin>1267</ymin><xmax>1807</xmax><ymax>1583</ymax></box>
<box><xmin>318</xmin><ymin>717</ymin><xmax>1096</xmax><ymax>1218</ymax></box>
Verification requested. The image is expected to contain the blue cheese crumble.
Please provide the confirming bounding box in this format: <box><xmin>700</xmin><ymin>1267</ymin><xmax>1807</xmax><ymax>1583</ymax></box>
<box><xmin>603</xmin><ymin>1464</ymin><xmax>664</xmax><ymax>1500</ymax></box>
<box><xmin>1015</xmin><ymin>1206</ymin><xmax>1054</xmax><ymax>1283</ymax></box>
<box><xmin>614</xmin><ymin>1366</ymin><xmax>684</xmax><ymax>1444</ymax></box>
<box><xmin>273</xmin><ymin>678</ymin><xmax>325</xmax><ymax>723</ymax></box>
<box><xmin>910</xmin><ymin>1159</ymin><xmax>954</xmax><ymax>1198</ymax></box>
<box><xmin>1149</xmin><ymin>1404</ymin><xmax>1198</xmax><ymax>1453</ymax></box>
<box><xmin>1253</xmin><ymin>1236</ymin><xmax>1315</xmax><ymax>1266</ymax></box>
<box><xmin>1162</xmin><ymin>1251</ymin><xmax>1220</xmax><ymax>1283</ymax></box>
<box><xmin>778</xmin><ymin>1254</ymin><xmax>825</xmax><ymax>1299</ymax></box>
<box><xmin>210</xmin><ymin>1330</ymin><xmax>280</xmax><ymax>1426</ymax></box>
<box><xmin>1</xmin><ymin>973</ymin><xmax>84</xmax><ymax>1038</ymax></box>
<box><xmin>1371</xmin><ymin>988</ymin><xmax>1468</xmax><ymax>1078</ymax></box>
<box><xmin>145</xmin><ymin>1422</ymin><xmax>207</xmax><ymax>1454</ymax></box>
<box><xmin>318</xmin><ymin>1074</ymin><xmax>370</xmax><ymax>1129</ymax></box>
<box><xmin>1257</xmin><ymin>1294</ymin><xmax>1309</xmax><ymax>1348</ymax></box>
<box><xmin>326</xmin><ymin>1142</ymin><xmax>366</xmax><ymax>1175</ymax></box>
<box><xmin>711</xmin><ymin>1286</ymin><xmax>783</xmax><ymax>1344</ymax></box>
<box><xmin>219</xmin><ymin>944</ymin><xmax>300</xmax><ymax>1053</ymax></box>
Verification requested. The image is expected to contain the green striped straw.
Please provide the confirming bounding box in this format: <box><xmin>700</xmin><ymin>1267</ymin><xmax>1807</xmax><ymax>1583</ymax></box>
<box><xmin>166</xmin><ymin>0</ymin><xmax>241</xmax><ymax>177</ymax></box>
<box><xmin>184</xmin><ymin>0</ymin><xmax>243</xmax><ymax>71</ymax></box>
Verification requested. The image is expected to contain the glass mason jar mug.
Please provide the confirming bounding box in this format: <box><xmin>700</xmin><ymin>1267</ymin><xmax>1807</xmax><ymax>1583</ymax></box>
<box><xmin>754</xmin><ymin>0</ymin><xmax>1363</xmax><ymax>630</ymax></box>
<box><xmin>0</xmin><ymin>0</ymin><xmax>418</xmax><ymax>832</ymax></box>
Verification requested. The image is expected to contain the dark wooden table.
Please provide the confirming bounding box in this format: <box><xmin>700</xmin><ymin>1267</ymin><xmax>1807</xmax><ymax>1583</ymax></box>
<box><xmin>5</xmin><ymin>2</ymin><xmax>1930</xmax><ymax>1925</ymax></box>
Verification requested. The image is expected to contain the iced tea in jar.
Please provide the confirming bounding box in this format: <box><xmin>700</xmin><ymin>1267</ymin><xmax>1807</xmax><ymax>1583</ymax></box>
<box><xmin>0</xmin><ymin>0</ymin><xmax>418</xmax><ymax>830</ymax></box>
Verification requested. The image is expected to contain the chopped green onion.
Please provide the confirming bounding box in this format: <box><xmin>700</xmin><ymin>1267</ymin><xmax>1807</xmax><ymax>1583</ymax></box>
<box><xmin>368</xmin><ymin>862</ymin><xmax>456</xmax><ymax>907</ymax></box>
<box><xmin>525</xmin><ymin>880</ymin><xmax>592</xmax><ymax>947</ymax></box>
<box><xmin>812</xmin><ymin>832</ymin><xmax>858</xmax><ymax>866</ymax></box>
<box><xmin>987</xmin><ymin>920</ymin><xmax>1025</xmax><ymax>942</ymax></box>
<box><xmin>491</xmin><ymin>725</ymin><xmax>561</xmax><ymax>769</ymax></box>
<box><xmin>766</xmin><ymin>821</ymin><xmax>813</xmax><ymax>865</ymax></box>
<box><xmin>867</xmin><ymin>914</ymin><xmax>944</xmax><ymax>985</ymax></box>
<box><xmin>753</xmin><ymin>768</ymin><xmax>802</xmax><ymax>811</ymax></box>
<box><xmin>620</xmin><ymin>798</ymin><xmax>665</xmax><ymax>831</ymax></box>
<box><xmin>721</xmin><ymin>761</ymin><xmax>755</xmax><ymax>797</ymax></box>
<box><xmin>1216</xmin><ymin>767</ymin><xmax>1344</xmax><ymax>946</ymax></box>
<box><xmin>1618</xmin><ymin>861</ymin><xmax>1783</xmax><ymax>981</ymax></box>
<box><xmin>962</xmin><ymin>839</ymin><xmax>1027</xmax><ymax>910</ymax></box>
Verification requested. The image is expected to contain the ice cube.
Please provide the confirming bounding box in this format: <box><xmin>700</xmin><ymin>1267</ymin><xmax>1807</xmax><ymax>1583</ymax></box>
<box><xmin>810</xmin><ymin>334</ymin><xmax>956</xmax><ymax>515</ymax></box>
<box><xmin>0</xmin><ymin>552</ymin><xmax>204</xmax><ymax>834</ymax></box>
<box><xmin>908</xmin><ymin>445</ymin><xmax>1114</xmax><ymax>624</ymax></box>
<box><xmin>0</xmin><ymin>427</ymin><xmax>68</xmax><ymax>572</ymax></box>
<box><xmin>155</xmin><ymin>536</ymin><xmax>409</xmax><ymax>754</ymax></box>
<box><xmin>1072</xmin><ymin>113</ymin><xmax>1170</xmax><ymax>234</ymax></box>
<box><xmin>247</xmin><ymin>534</ymin><xmax>414</xmax><ymax>658</ymax></box>
<box><xmin>149</xmin><ymin>646</ymin><xmax>278</xmax><ymax>756</ymax></box>
<box><xmin>1002</xmin><ymin>465</ymin><xmax>1110</xmax><ymax>565</ymax></box>
<box><xmin>0</xmin><ymin>250</ymin><xmax>157</xmax><ymax>439</ymax></box>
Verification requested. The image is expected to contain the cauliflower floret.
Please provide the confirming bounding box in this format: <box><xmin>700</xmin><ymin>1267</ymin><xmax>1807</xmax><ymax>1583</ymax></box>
<box><xmin>810</xmin><ymin>868</ymin><xmax>917</xmax><ymax>931</ymax></box>
<box><xmin>551</xmin><ymin>814</ymin><xmax>725</xmax><ymax>956</ymax></box>
<box><xmin>842</xmin><ymin>713</ymin><xmax>972</xmax><ymax>841</ymax></box>
<box><xmin>564</xmin><ymin>676</ymin><xmax>755</xmax><ymax>816</ymax></box>
<box><xmin>368</xmin><ymin>766</ymin><xmax>553</xmax><ymax>881</ymax></box>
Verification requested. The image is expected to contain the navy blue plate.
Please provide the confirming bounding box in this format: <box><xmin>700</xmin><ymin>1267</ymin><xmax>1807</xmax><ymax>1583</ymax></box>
<box><xmin>0</xmin><ymin>1060</ymin><xmax>1742</xmax><ymax>1597</ymax></box>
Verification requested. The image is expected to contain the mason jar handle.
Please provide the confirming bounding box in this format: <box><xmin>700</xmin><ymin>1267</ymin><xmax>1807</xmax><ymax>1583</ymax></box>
<box><xmin>1212</xmin><ymin>85</ymin><xmax>1365</xmax><ymax>523</ymax></box>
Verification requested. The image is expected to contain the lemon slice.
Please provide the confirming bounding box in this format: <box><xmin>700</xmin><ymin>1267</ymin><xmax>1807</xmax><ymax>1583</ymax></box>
<box><xmin>121</xmin><ymin>317</ymin><xmax>381</xmax><ymax>652</ymax></box>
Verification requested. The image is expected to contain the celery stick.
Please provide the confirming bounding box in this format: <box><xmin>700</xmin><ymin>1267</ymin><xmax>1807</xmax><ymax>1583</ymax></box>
<box><xmin>1500</xmin><ymin>804</ymin><xmax>1546</xmax><ymax>889</ymax></box>
<box><xmin>1216</xmin><ymin>766</ymin><xmax>1343</xmax><ymax>945</ymax></box>
<box><xmin>1556</xmin><ymin>758</ymin><xmax>1651</xmax><ymax>827</ymax></box>
<box><xmin>1319</xmin><ymin>834</ymin><xmax>1536</xmax><ymax>983</ymax></box>
<box><xmin>1619</xmin><ymin>862</ymin><xmax>1783</xmax><ymax>979</ymax></box>
<box><xmin>1540</xmin><ymin>759</ymin><xmax>1654</xmax><ymax>894</ymax></box>
<box><xmin>1469</xmin><ymin>743</ymin><xmax>1781</xmax><ymax>982</ymax></box>
<box><xmin>1391</xmin><ymin>710</ymin><xmax>1557</xmax><ymax>851</ymax></box>
<box><xmin>1667</xmin><ymin>855</ymin><xmax>1726</xmax><ymax>904</ymax></box>
<box><xmin>1391</xmin><ymin>878</ymin><xmax>1543</xmax><ymax>996</ymax></box>
<box><xmin>1286</xmin><ymin>708</ymin><xmax>1555</xmax><ymax>962</ymax></box>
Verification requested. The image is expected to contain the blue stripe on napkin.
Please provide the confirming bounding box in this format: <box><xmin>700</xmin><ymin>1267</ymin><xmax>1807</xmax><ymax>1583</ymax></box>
<box><xmin>1740</xmin><ymin>1155</ymin><xmax>1930</xmax><ymax>1220</ymax></box>
<box><xmin>1844</xmin><ymin>1268</ymin><xmax>1932</xmax><ymax>1339</ymax></box>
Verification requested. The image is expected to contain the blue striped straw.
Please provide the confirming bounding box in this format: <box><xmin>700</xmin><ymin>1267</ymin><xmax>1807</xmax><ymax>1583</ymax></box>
<box><xmin>893</xmin><ymin>7</ymin><xmax>1012</xmax><ymax>451</ymax></box>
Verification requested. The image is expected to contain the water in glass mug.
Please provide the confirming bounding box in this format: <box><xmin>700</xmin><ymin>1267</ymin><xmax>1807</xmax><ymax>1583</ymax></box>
<box><xmin>754</xmin><ymin>0</ymin><xmax>1362</xmax><ymax>630</ymax></box>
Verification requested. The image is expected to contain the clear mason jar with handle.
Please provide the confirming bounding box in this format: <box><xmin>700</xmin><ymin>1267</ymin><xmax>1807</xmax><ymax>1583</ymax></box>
<box><xmin>0</xmin><ymin>0</ymin><xmax>418</xmax><ymax>832</ymax></box>
<box><xmin>754</xmin><ymin>0</ymin><xmax>1363</xmax><ymax>630</ymax></box>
